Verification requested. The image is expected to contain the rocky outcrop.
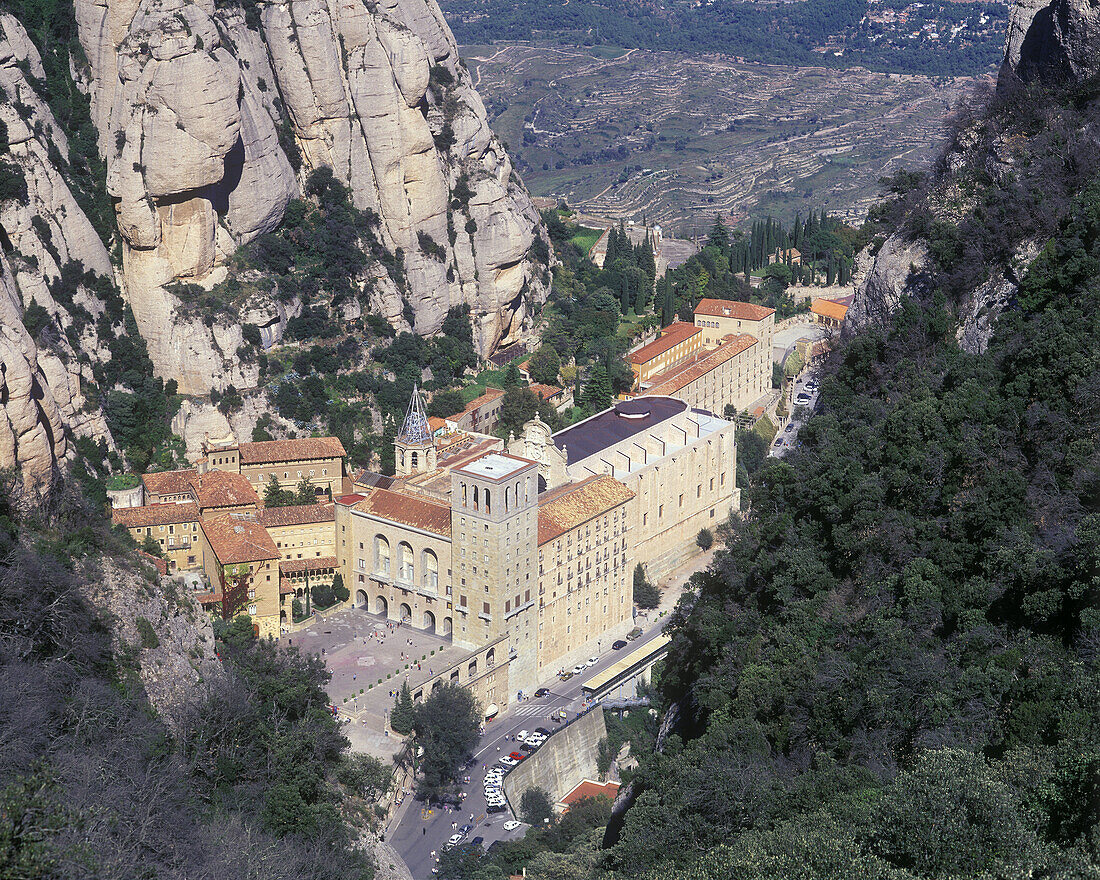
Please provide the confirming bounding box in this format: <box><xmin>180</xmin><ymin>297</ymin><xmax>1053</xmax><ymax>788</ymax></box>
<box><xmin>955</xmin><ymin>240</ymin><xmax>1039</xmax><ymax>354</ymax></box>
<box><xmin>79</xmin><ymin>553</ymin><xmax>223</xmax><ymax>732</ymax></box>
<box><xmin>1002</xmin><ymin>0</ymin><xmax>1100</xmax><ymax>85</ymax></box>
<box><xmin>848</xmin><ymin>233</ymin><xmax>932</xmax><ymax>328</ymax></box>
<box><xmin>0</xmin><ymin>15</ymin><xmax>118</xmax><ymax>488</ymax></box>
<box><xmin>74</xmin><ymin>0</ymin><xmax>548</xmax><ymax>394</ymax></box>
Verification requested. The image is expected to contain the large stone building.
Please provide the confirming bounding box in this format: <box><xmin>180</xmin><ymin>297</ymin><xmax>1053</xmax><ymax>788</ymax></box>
<box><xmin>692</xmin><ymin>298</ymin><xmax>775</xmax><ymax>402</ymax></box>
<box><xmin>629</xmin><ymin>322</ymin><xmax>703</xmax><ymax>386</ymax></box>
<box><xmin>509</xmin><ymin>396</ymin><xmax>739</xmax><ymax>577</ymax></box>
<box><xmin>198</xmin><ymin>514</ymin><xmax>282</xmax><ymax>639</ymax></box>
<box><xmin>643</xmin><ymin>333</ymin><xmax>760</xmax><ymax>415</ymax></box>
<box><xmin>113</xmin><ymin>502</ymin><xmax>202</xmax><ymax>572</ymax></box>
<box><xmin>201</xmin><ymin>435</ymin><xmax>347</xmax><ymax>496</ymax></box>
<box><xmin>334</xmin><ymin>389</ymin><xmax>646</xmax><ymax>707</ymax></box>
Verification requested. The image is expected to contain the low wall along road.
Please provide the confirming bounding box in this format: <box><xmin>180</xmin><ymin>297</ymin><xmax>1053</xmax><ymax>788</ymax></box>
<box><xmin>503</xmin><ymin>708</ymin><xmax>608</xmax><ymax>807</ymax></box>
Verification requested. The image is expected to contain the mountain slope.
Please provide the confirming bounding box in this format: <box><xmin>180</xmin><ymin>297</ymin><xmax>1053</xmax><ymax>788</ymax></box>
<box><xmin>601</xmin><ymin>1</ymin><xmax>1100</xmax><ymax>877</ymax></box>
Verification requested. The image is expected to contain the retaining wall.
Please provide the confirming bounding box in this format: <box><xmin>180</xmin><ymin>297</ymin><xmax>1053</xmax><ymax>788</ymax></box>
<box><xmin>503</xmin><ymin>708</ymin><xmax>607</xmax><ymax>807</ymax></box>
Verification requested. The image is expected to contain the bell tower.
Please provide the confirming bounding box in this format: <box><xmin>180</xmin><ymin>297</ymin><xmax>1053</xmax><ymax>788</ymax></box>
<box><xmin>394</xmin><ymin>385</ymin><xmax>436</xmax><ymax>476</ymax></box>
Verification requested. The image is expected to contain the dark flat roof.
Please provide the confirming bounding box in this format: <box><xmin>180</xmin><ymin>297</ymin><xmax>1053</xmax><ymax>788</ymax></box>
<box><xmin>552</xmin><ymin>397</ymin><xmax>687</xmax><ymax>465</ymax></box>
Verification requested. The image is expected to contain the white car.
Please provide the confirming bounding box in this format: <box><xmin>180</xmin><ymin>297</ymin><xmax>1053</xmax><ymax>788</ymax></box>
<box><xmin>516</xmin><ymin>730</ymin><xmax>529</xmax><ymax>741</ymax></box>
<box><xmin>500</xmin><ymin>755</ymin><xmax>519</xmax><ymax>767</ymax></box>
<box><xmin>445</xmin><ymin>833</ymin><xmax>463</xmax><ymax>849</ymax></box>
<box><xmin>524</xmin><ymin>734</ymin><xmax>546</xmax><ymax>747</ymax></box>
<box><xmin>503</xmin><ymin>820</ymin><xmax>522</xmax><ymax>831</ymax></box>
<box><xmin>572</xmin><ymin>664</ymin><xmax>586</xmax><ymax>675</ymax></box>
<box><xmin>588</xmin><ymin>656</ymin><xmax>599</xmax><ymax>666</ymax></box>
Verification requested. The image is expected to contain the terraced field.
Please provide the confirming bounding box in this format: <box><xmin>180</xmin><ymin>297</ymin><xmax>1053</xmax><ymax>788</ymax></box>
<box><xmin>463</xmin><ymin>44</ymin><xmax>981</xmax><ymax>232</ymax></box>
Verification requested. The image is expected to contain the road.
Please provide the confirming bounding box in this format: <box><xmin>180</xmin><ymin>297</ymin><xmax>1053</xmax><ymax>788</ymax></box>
<box><xmin>770</xmin><ymin>370</ymin><xmax>819</xmax><ymax>459</ymax></box>
<box><xmin>389</xmin><ymin>622</ymin><xmax>671</xmax><ymax>878</ymax></box>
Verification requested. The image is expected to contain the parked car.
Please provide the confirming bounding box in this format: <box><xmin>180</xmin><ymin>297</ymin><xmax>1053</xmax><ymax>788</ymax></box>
<box><xmin>459</xmin><ymin>824</ymin><xmax>473</xmax><ymax>837</ymax></box>
<box><xmin>471</xmin><ymin>837</ymin><xmax>484</xmax><ymax>849</ymax></box>
<box><xmin>500</xmin><ymin>755</ymin><xmax>518</xmax><ymax>767</ymax></box>
<box><xmin>795</xmin><ymin>394</ymin><xmax>811</xmax><ymax>405</ymax></box>
<box><xmin>587</xmin><ymin>656</ymin><xmax>599</xmax><ymax>666</ymax></box>
<box><xmin>516</xmin><ymin>730</ymin><xmax>529</xmax><ymax>741</ymax></box>
<box><xmin>558</xmin><ymin>670</ymin><xmax>574</xmax><ymax>681</ymax></box>
<box><xmin>572</xmin><ymin>664</ymin><xmax>586</xmax><ymax>675</ymax></box>
<box><xmin>486</xmin><ymin>802</ymin><xmax>506</xmax><ymax>813</ymax></box>
<box><xmin>445</xmin><ymin>834</ymin><xmax>463</xmax><ymax>849</ymax></box>
<box><xmin>503</xmin><ymin>821</ymin><xmax>522</xmax><ymax>831</ymax></box>
<box><xmin>626</xmin><ymin>627</ymin><xmax>643</xmax><ymax>640</ymax></box>
<box><xmin>785</xmin><ymin>424</ymin><xmax>794</xmax><ymax>432</ymax></box>
<box><xmin>535</xmin><ymin>688</ymin><xmax>550</xmax><ymax>698</ymax></box>
<box><xmin>519</xmin><ymin>741</ymin><xmax>536</xmax><ymax>752</ymax></box>
<box><xmin>535</xmin><ymin>727</ymin><xmax>552</xmax><ymax>736</ymax></box>
<box><xmin>508</xmin><ymin>752</ymin><xmax>525</xmax><ymax>761</ymax></box>
<box><xmin>612</xmin><ymin>639</ymin><xmax>627</xmax><ymax>650</ymax></box>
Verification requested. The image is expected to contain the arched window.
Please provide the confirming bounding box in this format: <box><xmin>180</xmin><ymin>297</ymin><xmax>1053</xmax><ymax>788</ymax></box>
<box><xmin>462</xmin><ymin>483</ymin><xmax>467</xmax><ymax>507</ymax></box>
<box><xmin>411</xmin><ymin>450</ymin><xmax>418</xmax><ymax>470</ymax></box>
<box><xmin>422</xmin><ymin>549</ymin><xmax>439</xmax><ymax>590</ymax></box>
<box><xmin>485</xmin><ymin>489</ymin><xmax>491</xmax><ymax>515</ymax></box>
<box><xmin>398</xmin><ymin>542</ymin><xmax>414</xmax><ymax>582</ymax></box>
<box><xmin>504</xmin><ymin>486</ymin><xmax>510</xmax><ymax>513</ymax></box>
<box><xmin>473</xmin><ymin>485</ymin><xmax>479</xmax><ymax>511</ymax></box>
<box><xmin>374</xmin><ymin>535</ymin><xmax>390</xmax><ymax>575</ymax></box>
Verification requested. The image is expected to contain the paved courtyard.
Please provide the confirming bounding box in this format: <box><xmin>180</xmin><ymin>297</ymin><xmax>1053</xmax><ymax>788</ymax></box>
<box><xmin>279</xmin><ymin>609</ymin><xmax>466</xmax><ymax>761</ymax></box>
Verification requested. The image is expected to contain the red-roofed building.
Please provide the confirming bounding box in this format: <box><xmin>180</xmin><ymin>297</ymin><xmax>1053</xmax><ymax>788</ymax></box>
<box><xmin>692</xmin><ymin>299</ymin><xmax>775</xmax><ymax>403</ymax></box>
<box><xmin>811</xmin><ymin>296</ymin><xmax>850</xmax><ymax>328</ymax></box>
<box><xmin>629</xmin><ymin>322</ymin><xmax>702</xmax><ymax>386</ymax></box>
<box><xmin>642</xmin><ymin>333</ymin><xmax>760</xmax><ymax>415</ymax></box>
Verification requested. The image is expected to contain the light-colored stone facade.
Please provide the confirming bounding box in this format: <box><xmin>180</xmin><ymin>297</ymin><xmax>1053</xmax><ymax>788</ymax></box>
<box><xmin>643</xmin><ymin>333</ymin><xmax>761</xmax><ymax>415</ymax></box>
<box><xmin>693</xmin><ymin>299</ymin><xmax>775</xmax><ymax>403</ymax></box>
<box><xmin>536</xmin><ymin>476</ymin><xmax>635</xmax><ymax>673</ymax></box>
<box><xmin>198</xmin><ymin>515</ymin><xmax>281</xmax><ymax>640</ymax></box>
<box><xmin>511</xmin><ymin>396</ymin><xmax>739</xmax><ymax>579</ymax></box>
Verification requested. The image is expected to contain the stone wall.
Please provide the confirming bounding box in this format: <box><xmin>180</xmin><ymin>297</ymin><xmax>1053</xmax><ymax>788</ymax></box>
<box><xmin>503</xmin><ymin>707</ymin><xmax>607</xmax><ymax>806</ymax></box>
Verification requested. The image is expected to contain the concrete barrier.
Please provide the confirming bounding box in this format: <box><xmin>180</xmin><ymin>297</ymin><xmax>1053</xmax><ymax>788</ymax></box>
<box><xmin>503</xmin><ymin>708</ymin><xmax>608</xmax><ymax>809</ymax></box>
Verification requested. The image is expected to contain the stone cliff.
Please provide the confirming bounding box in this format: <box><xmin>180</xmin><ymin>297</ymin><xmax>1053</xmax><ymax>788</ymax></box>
<box><xmin>74</xmin><ymin>0</ymin><xmax>548</xmax><ymax>395</ymax></box>
<box><xmin>0</xmin><ymin>15</ymin><xmax>117</xmax><ymax>488</ymax></box>
<box><xmin>849</xmin><ymin>0</ymin><xmax>1100</xmax><ymax>352</ymax></box>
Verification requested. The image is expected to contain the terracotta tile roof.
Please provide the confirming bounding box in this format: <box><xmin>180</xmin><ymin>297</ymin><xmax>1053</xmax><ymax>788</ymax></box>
<box><xmin>142</xmin><ymin>469</ymin><xmax>197</xmax><ymax>497</ymax></box>
<box><xmin>201</xmin><ymin>515</ymin><xmax>280</xmax><ymax>565</ymax></box>
<box><xmin>559</xmin><ymin>779</ymin><xmax>620</xmax><ymax>808</ymax></box>
<box><xmin>113</xmin><ymin>501</ymin><xmax>200</xmax><ymax>528</ymax></box>
<box><xmin>811</xmin><ymin>298</ymin><xmax>849</xmax><ymax>321</ymax></box>
<box><xmin>629</xmin><ymin>322</ymin><xmax>700</xmax><ymax>365</ymax></box>
<box><xmin>428</xmin><ymin>416</ymin><xmax>447</xmax><ymax>432</ymax></box>
<box><xmin>257</xmin><ymin>503</ymin><xmax>335</xmax><ymax>528</ymax></box>
<box><xmin>530</xmin><ymin>383</ymin><xmax>563</xmax><ymax>401</ymax></box>
<box><xmin>352</xmin><ymin>488</ymin><xmax>452</xmax><ymax>538</ymax></box>
<box><xmin>191</xmin><ymin>470</ymin><xmax>260</xmax><ymax>510</ymax></box>
<box><xmin>538</xmin><ymin>475</ymin><xmax>634</xmax><ymax>544</ymax></box>
<box><xmin>279</xmin><ymin>556</ymin><xmax>338</xmax><ymax>575</ymax></box>
<box><xmin>694</xmin><ymin>298</ymin><xmax>775</xmax><ymax>321</ymax></box>
<box><xmin>444</xmin><ymin>387</ymin><xmax>505</xmax><ymax>421</ymax></box>
<box><xmin>237</xmin><ymin>436</ymin><xmax>346</xmax><ymax>465</ymax></box>
<box><xmin>645</xmin><ymin>334</ymin><xmax>758</xmax><ymax>396</ymax></box>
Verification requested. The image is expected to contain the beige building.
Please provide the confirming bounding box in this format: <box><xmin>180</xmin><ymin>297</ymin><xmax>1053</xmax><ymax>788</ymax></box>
<box><xmin>112</xmin><ymin>502</ymin><xmax>202</xmax><ymax>572</ymax></box>
<box><xmin>201</xmin><ymin>435</ymin><xmax>347</xmax><ymax>496</ymax></box>
<box><xmin>510</xmin><ymin>396</ymin><xmax>739</xmax><ymax>578</ymax></box>
<box><xmin>437</xmin><ymin>387</ymin><xmax>505</xmax><ymax>435</ymax></box>
<box><xmin>692</xmin><ymin>299</ymin><xmax>774</xmax><ymax>402</ymax></box>
<box><xmin>198</xmin><ymin>514</ymin><xmax>282</xmax><ymax>639</ymax></box>
<box><xmin>536</xmin><ymin>476</ymin><xmax>635</xmax><ymax>671</ymax></box>
<box><xmin>140</xmin><ymin>468</ymin><xmax>260</xmax><ymax>513</ymax></box>
<box><xmin>257</xmin><ymin>503</ymin><xmax>336</xmax><ymax>561</ymax></box>
<box><xmin>643</xmin><ymin>333</ymin><xmax>760</xmax><ymax>415</ymax></box>
<box><xmin>629</xmin><ymin>322</ymin><xmax>702</xmax><ymax>386</ymax></box>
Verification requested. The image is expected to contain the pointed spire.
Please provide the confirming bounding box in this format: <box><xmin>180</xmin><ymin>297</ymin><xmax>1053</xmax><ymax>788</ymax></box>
<box><xmin>397</xmin><ymin>384</ymin><xmax>432</xmax><ymax>445</ymax></box>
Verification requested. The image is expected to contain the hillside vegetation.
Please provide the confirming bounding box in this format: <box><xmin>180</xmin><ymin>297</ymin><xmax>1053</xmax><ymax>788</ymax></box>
<box><xmin>605</xmin><ymin>75</ymin><xmax>1100</xmax><ymax>880</ymax></box>
<box><xmin>0</xmin><ymin>484</ymin><xmax>389</xmax><ymax>878</ymax></box>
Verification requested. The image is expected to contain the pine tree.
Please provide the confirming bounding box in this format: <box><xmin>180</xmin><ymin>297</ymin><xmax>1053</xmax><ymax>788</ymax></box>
<box><xmin>660</xmin><ymin>276</ymin><xmax>675</xmax><ymax>326</ymax></box>
<box><xmin>583</xmin><ymin>364</ymin><xmax>613</xmax><ymax>412</ymax></box>
<box><xmin>390</xmin><ymin>681</ymin><xmax>415</xmax><ymax>735</ymax></box>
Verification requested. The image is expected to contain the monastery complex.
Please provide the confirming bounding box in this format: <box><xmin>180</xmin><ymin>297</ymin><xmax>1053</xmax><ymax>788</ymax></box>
<box><xmin>106</xmin><ymin>300</ymin><xmax>791</xmax><ymax>715</ymax></box>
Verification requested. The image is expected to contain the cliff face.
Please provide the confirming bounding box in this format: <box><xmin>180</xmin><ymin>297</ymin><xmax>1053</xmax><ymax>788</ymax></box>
<box><xmin>850</xmin><ymin>0</ymin><xmax>1100</xmax><ymax>352</ymax></box>
<box><xmin>0</xmin><ymin>15</ymin><xmax>117</xmax><ymax>488</ymax></box>
<box><xmin>74</xmin><ymin>0</ymin><xmax>547</xmax><ymax>394</ymax></box>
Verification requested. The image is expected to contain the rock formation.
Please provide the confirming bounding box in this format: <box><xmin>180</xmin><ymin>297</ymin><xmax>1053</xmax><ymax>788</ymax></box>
<box><xmin>74</xmin><ymin>0</ymin><xmax>548</xmax><ymax>394</ymax></box>
<box><xmin>847</xmin><ymin>233</ymin><xmax>931</xmax><ymax>328</ymax></box>
<box><xmin>1002</xmin><ymin>0</ymin><xmax>1100</xmax><ymax>84</ymax></box>
<box><xmin>0</xmin><ymin>15</ymin><xmax>117</xmax><ymax>488</ymax></box>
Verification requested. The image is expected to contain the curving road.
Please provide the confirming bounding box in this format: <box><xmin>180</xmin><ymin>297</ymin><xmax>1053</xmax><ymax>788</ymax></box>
<box><xmin>388</xmin><ymin>622</ymin><xmax>671</xmax><ymax>878</ymax></box>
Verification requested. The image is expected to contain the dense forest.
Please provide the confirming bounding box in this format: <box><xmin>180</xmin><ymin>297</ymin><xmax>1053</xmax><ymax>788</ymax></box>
<box><xmin>444</xmin><ymin>0</ymin><xmax>1006</xmax><ymax>77</ymax></box>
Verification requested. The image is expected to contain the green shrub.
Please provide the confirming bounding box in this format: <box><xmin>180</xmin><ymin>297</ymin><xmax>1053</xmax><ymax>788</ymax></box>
<box><xmin>135</xmin><ymin>616</ymin><xmax>159</xmax><ymax>650</ymax></box>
